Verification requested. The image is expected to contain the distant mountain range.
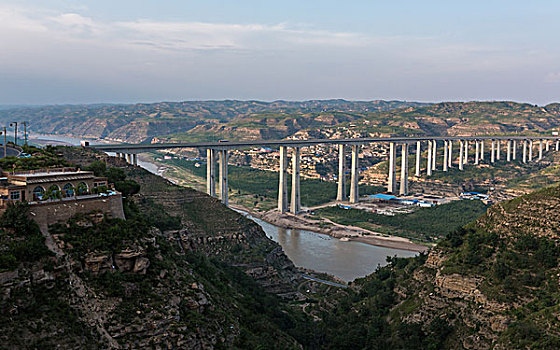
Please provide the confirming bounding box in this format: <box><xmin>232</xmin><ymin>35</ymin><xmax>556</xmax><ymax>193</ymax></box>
<box><xmin>1</xmin><ymin>100</ymin><xmax>558</xmax><ymax>143</ymax></box>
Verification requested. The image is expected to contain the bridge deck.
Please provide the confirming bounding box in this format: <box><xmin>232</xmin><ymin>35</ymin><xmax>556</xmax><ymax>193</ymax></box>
<box><xmin>90</xmin><ymin>135</ymin><xmax>560</xmax><ymax>152</ymax></box>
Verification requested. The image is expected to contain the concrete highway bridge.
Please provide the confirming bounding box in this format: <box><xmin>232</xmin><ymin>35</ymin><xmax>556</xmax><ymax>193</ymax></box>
<box><xmin>91</xmin><ymin>136</ymin><xmax>560</xmax><ymax>213</ymax></box>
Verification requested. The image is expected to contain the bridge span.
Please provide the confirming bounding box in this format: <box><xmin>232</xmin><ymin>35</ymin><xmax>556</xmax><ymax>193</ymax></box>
<box><xmin>91</xmin><ymin>136</ymin><xmax>560</xmax><ymax>213</ymax></box>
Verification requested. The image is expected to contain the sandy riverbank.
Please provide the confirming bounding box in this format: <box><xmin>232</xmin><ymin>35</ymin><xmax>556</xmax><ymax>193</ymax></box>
<box><xmin>229</xmin><ymin>204</ymin><xmax>430</xmax><ymax>253</ymax></box>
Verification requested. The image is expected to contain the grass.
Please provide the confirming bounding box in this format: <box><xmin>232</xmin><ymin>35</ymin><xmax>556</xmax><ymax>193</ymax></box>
<box><xmin>316</xmin><ymin>199</ymin><xmax>489</xmax><ymax>243</ymax></box>
<box><xmin>163</xmin><ymin>158</ymin><xmax>384</xmax><ymax>208</ymax></box>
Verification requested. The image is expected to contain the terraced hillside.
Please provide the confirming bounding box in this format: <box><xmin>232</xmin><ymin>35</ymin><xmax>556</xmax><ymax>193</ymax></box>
<box><xmin>3</xmin><ymin>101</ymin><xmax>560</xmax><ymax>144</ymax></box>
<box><xmin>0</xmin><ymin>100</ymin><xmax>425</xmax><ymax>143</ymax></box>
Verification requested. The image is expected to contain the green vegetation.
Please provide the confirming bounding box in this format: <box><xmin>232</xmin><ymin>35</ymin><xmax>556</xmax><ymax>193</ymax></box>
<box><xmin>167</xmin><ymin>158</ymin><xmax>384</xmax><ymax>207</ymax></box>
<box><xmin>0</xmin><ymin>145</ymin><xmax>70</xmax><ymax>171</ymax></box>
<box><xmin>317</xmin><ymin>200</ymin><xmax>489</xmax><ymax>242</ymax></box>
<box><xmin>0</xmin><ymin>202</ymin><xmax>52</xmax><ymax>271</ymax></box>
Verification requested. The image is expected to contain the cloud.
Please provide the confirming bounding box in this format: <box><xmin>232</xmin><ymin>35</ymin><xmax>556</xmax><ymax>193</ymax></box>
<box><xmin>0</xmin><ymin>5</ymin><xmax>367</xmax><ymax>52</ymax></box>
<box><xmin>1</xmin><ymin>4</ymin><xmax>559</xmax><ymax>104</ymax></box>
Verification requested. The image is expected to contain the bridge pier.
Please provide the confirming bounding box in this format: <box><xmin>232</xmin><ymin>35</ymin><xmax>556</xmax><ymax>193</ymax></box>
<box><xmin>546</xmin><ymin>140</ymin><xmax>550</xmax><ymax>152</ymax></box>
<box><xmin>388</xmin><ymin>142</ymin><xmax>397</xmax><ymax>192</ymax></box>
<box><xmin>443</xmin><ymin>140</ymin><xmax>448</xmax><ymax>171</ymax></box>
<box><xmin>432</xmin><ymin>140</ymin><xmax>437</xmax><ymax>170</ymax></box>
<box><xmin>475</xmin><ymin>140</ymin><xmax>479</xmax><ymax>165</ymax></box>
<box><xmin>400</xmin><ymin>143</ymin><xmax>409</xmax><ymax>195</ymax></box>
<box><xmin>132</xmin><ymin>154</ymin><xmax>138</xmax><ymax>166</ymax></box>
<box><xmin>523</xmin><ymin>140</ymin><xmax>527</xmax><ymax>163</ymax></box>
<box><xmin>291</xmin><ymin>147</ymin><xmax>301</xmax><ymax>213</ymax></box>
<box><xmin>448</xmin><ymin>140</ymin><xmax>453</xmax><ymax>167</ymax></box>
<box><xmin>278</xmin><ymin>146</ymin><xmax>288</xmax><ymax>212</ymax></box>
<box><xmin>556</xmin><ymin>140</ymin><xmax>559</xmax><ymax>151</ymax></box>
<box><xmin>219</xmin><ymin>150</ymin><xmax>228</xmax><ymax>206</ymax></box>
<box><xmin>507</xmin><ymin>140</ymin><xmax>511</xmax><ymax>162</ymax></box>
<box><xmin>496</xmin><ymin>140</ymin><xmax>501</xmax><ymax>160</ymax></box>
<box><xmin>426</xmin><ymin>141</ymin><xmax>432</xmax><ymax>176</ymax></box>
<box><xmin>491</xmin><ymin>140</ymin><xmax>495</xmax><ymax>163</ymax></box>
<box><xmin>463</xmin><ymin>140</ymin><xmax>468</xmax><ymax>164</ymax></box>
<box><xmin>529</xmin><ymin>140</ymin><xmax>533</xmax><ymax>161</ymax></box>
<box><xmin>207</xmin><ymin>149</ymin><xmax>216</xmax><ymax>197</ymax></box>
<box><xmin>336</xmin><ymin>144</ymin><xmax>346</xmax><ymax>201</ymax></box>
<box><xmin>415</xmin><ymin>141</ymin><xmax>421</xmax><ymax>177</ymax></box>
<box><xmin>539</xmin><ymin>140</ymin><xmax>543</xmax><ymax>160</ymax></box>
<box><xmin>459</xmin><ymin>140</ymin><xmax>464</xmax><ymax>170</ymax></box>
<box><xmin>512</xmin><ymin>140</ymin><xmax>517</xmax><ymax>160</ymax></box>
<box><xmin>349</xmin><ymin>145</ymin><xmax>359</xmax><ymax>203</ymax></box>
<box><xmin>480</xmin><ymin>140</ymin><xmax>484</xmax><ymax>161</ymax></box>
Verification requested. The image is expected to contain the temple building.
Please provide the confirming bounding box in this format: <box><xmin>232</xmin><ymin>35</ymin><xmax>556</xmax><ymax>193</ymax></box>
<box><xmin>0</xmin><ymin>167</ymin><xmax>109</xmax><ymax>207</ymax></box>
<box><xmin>0</xmin><ymin>167</ymin><xmax>125</xmax><ymax>231</ymax></box>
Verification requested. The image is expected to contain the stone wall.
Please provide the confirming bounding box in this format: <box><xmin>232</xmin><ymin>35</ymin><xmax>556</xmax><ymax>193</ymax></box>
<box><xmin>29</xmin><ymin>194</ymin><xmax>125</xmax><ymax>233</ymax></box>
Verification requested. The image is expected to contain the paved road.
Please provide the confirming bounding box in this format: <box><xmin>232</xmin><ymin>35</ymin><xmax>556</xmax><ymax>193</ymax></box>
<box><xmin>302</xmin><ymin>274</ymin><xmax>348</xmax><ymax>288</ymax></box>
<box><xmin>0</xmin><ymin>146</ymin><xmax>20</xmax><ymax>158</ymax></box>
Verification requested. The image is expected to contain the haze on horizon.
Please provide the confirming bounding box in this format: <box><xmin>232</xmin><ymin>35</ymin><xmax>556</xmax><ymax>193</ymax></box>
<box><xmin>1</xmin><ymin>1</ymin><xmax>559</xmax><ymax>106</ymax></box>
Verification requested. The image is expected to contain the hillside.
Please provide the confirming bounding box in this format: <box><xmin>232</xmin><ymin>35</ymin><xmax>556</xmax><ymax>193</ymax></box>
<box><xmin>2</xmin><ymin>101</ymin><xmax>560</xmax><ymax>144</ymax></box>
<box><xmin>311</xmin><ymin>185</ymin><xmax>560</xmax><ymax>349</ymax></box>
<box><xmin>0</xmin><ymin>148</ymin><xmax>318</xmax><ymax>349</ymax></box>
<box><xmin>0</xmin><ymin>100</ymin><xmax>425</xmax><ymax>143</ymax></box>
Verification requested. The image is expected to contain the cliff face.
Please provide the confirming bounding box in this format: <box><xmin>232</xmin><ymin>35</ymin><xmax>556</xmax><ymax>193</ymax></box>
<box><xmin>313</xmin><ymin>185</ymin><xmax>560</xmax><ymax>349</ymax></box>
<box><xmin>0</xmin><ymin>148</ymin><xmax>310</xmax><ymax>349</ymax></box>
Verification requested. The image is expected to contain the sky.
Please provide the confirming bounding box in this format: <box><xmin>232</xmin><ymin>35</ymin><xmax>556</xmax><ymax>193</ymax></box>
<box><xmin>1</xmin><ymin>0</ymin><xmax>560</xmax><ymax>105</ymax></box>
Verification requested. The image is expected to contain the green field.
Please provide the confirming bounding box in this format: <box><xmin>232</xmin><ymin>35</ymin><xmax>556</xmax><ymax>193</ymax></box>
<box><xmin>316</xmin><ymin>199</ymin><xmax>489</xmax><ymax>243</ymax></box>
<box><xmin>165</xmin><ymin>158</ymin><xmax>384</xmax><ymax>207</ymax></box>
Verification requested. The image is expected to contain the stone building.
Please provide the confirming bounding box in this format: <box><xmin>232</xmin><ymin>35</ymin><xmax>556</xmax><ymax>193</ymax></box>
<box><xmin>0</xmin><ymin>167</ymin><xmax>108</xmax><ymax>206</ymax></box>
<box><xmin>0</xmin><ymin>168</ymin><xmax>126</xmax><ymax>231</ymax></box>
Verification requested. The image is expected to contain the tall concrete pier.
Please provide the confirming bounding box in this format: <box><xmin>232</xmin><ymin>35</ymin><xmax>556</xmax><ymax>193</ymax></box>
<box><xmin>388</xmin><ymin>142</ymin><xmax>397</xmax><ymax>192</ymax></box>
<box><xmin>443</xmin><ymin>140</ymin><xmax>449</xmax><ymax>171</ymax></box>
<box><xmin>459</xmin><ymin>140</ymin><xmax>464</xmax><ymax>170</ymax></box>
<box><xmin>219</xmin><ymin>150</ymin><xmax>228</xmax><ymax>206</ymax></box>
<box><xmin>463</xmin><ymin>140</ymin><xmax>468</xmax><ymax>164</ymax></box>
<box><xmin>448</xmin><ymin>140</ymin><xmax>453</xmax><ymax>167</ymax></box>
<box><xmin>278</xmin><ymin>146</ymin><xmax>289</xmax><ymax>212</ymax></box>
<box><xmin>206</xmin><ymin>149</ymin><xmax>216</xmax><ymax>197</ymax></box>
<box><xmin>491</xmin><ymin>140</ymin><xmax>495</xmax><ymax>163</ymax></box>
<box><xmin>415</xmin><ymin>141</ymin><xmax>421</xmax><ymax>177</ymax></box>
<box><xmin>399</xmin><ymin>143</ymin><xmax>408</xmax><ymax>195</ymax></box>
<box><xmin>349</xmin><ymin>145</ymin><xmax>359</xmax><ymax>203</ymax></box>
<box><xmin>290</xmin><ymin>147</ymin><xmax>301</xmax><ymax>213</ymax></box>
<box><xmin>507</xmin><ymin>140</ymin><xmax>512</xmax><ymax>162</ymax></box>
<box><xmin>432</xmin><ymin>140</ymin><xmax>437</xmax><ymax>170</ymax></box>
<box><xmin>529</xmin><ymin>140</ymin><xmax>533</xmax><ymax>161</ymax></box>
<box><xmin>523</xmin><ymin>140</ymin><xmax>527</xmax><ymax>163</ymax></box>
<box><xmin>512</xmin><ymin>140</ymin><xmax>517</xmax><ymax>160</ymax></box>
<box><xmin>539</xmin><ymin>140</ymin><xmax>543</xmax><ymax>160</ymax></box>
<box><xmin>426</xmin><ymin>141</ymin><xmax>433</xmax><ymax>176</ymax></box>
<box><xmin>496</xmin><ymin>140</ymin><xmax>501</xmax><ymax>160</ymax></box>
<box><xmin>475</xmin><ymin>140</ymin><xmax>479</xmax><ymax>165</ymax></box>
<box><xmin>336</xmin><ymin>144</ymin><xmax>346</xmax><ymax>201</ymax></box>
<box><xmin>480</xmin><ymin>140</ymin><xmax>484</xmax><ymax>160</ymax></box>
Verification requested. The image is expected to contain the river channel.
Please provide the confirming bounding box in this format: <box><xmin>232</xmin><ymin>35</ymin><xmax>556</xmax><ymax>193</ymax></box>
<box><xmin>31</xmin><ymin>134</ymin><xmax>418</xmax><ymax>282</ymax></box>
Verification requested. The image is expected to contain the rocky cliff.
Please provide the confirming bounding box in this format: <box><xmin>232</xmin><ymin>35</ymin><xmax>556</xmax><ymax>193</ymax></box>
<box><xmin>312</xmin><ymin>184</ymin><xmax>560</xmax><ymax>349</ymax></box>
<box><xmin>0</xmin><ymin>148</ymin><xmax>313</xmax><ymax>349</ymax></box>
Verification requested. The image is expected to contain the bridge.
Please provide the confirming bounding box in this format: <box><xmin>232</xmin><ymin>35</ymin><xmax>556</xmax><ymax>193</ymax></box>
<box><xmin>91</xmin><ymin>135</ymin><xmax>560</xmax><ymax>213</ymax></box>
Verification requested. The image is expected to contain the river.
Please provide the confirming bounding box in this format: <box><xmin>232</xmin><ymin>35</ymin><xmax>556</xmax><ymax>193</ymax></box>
<box><xmin>31</xmin><ymin>133</ymin><xmax>419</xmax><ymax>282</ymax></box>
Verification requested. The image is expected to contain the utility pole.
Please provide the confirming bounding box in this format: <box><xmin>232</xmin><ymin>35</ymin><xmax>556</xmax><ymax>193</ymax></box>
<box><xmin>22</xmin><ymin>121</ymin><xmax>28</xmax><ymax>146</ymax></box>
<box><xmin>9</xmin><ymin>122</ymin><xmax>18</xmax><ymax>146</ymax></box>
